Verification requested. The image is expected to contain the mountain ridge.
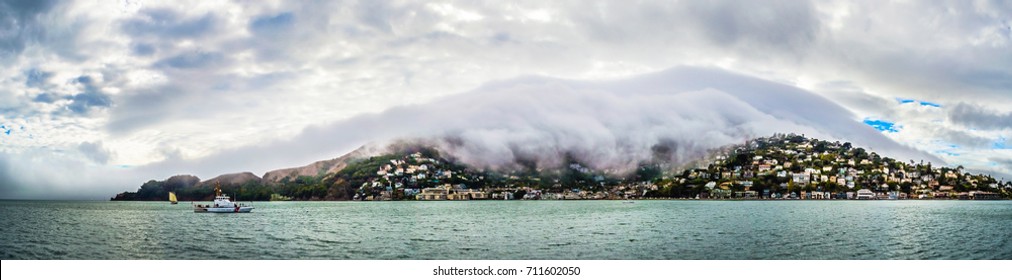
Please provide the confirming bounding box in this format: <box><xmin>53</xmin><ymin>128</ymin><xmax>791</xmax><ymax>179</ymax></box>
<box><xmin>111</xmin><ymin>134</ymin><xmax>1010</xmax><ymax>201</ymax></box>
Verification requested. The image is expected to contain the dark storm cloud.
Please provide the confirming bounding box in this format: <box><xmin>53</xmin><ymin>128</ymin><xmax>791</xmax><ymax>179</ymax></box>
<box><xmin>992</xmin><ymin>157</ymin><xmax>1012</xmax><ymax>173</ymax></box>
<box><xmin>0</xmin><ymin>150</ymin><xmax>142</xmax><ymax>200</ymax></box>
<box><xmin>355</xmin><ymin>1</ymin><xmax>397</xmax><ymax>34</ymax></box>
<box><xmin>877</xmin><ymin>54</ymin><xmax>1012</xmax><ymax>101</ymax></box>
<box><xmin>32</xmin><ymin>92</ymin><xmax>59</xmax><ymax>103</ymax></box>
<box><xmin>64</xmin><ymin>75</ymin><xmax>111</xmax><ymax>114</ymax></box>
<box><xmin>952</xmin><ymin>67</ymin><xmax>1012</xmax><ymax>92</ymax></box>
<box><xmin>571</xmin><ymin>0</ymin><xmax>819</xmax><ymax>52</ymax></box>
<box><xmin>0</xmin><ymin>0</ymin><xmax>58</xmax><ymax>56</ymax></box>
<box><xmin>121</xmin><ymin>8</ymin><xmax>220</xmax><ymax>39</ymax></box>
<box><xmin>24</xmin><ymin>68</ymin><xmax>53</xmax><ymax>88</ymax></box>
<box><xmin>66</xmin><ymin>91</ymin><xmax>111</xmax><ymax>114</ymax></box>
<box><xmin>0</xmin><ymin>153</ymin><xmax>18</xmax><ymax>198</ymax></box>
<box><xmin>106</xmin><ymin>69</ymin><xmax>280</xmax><ymax>136</ymax></box>
<box><xmin>105</xmin><ymin>85</ymin><xmax>182</xmax><ymax>135</ymax></box>
<box><xmin>249</xmin><ymin>12</ymin><xmax>295</xmax><ymax>36</ymax></box>
<box><xmin>155</xmin><ymin>51</ymin><xmax>227</xmax><ymax>69</ymax></box>
<box><xmin>244</xmin><ymin>12</ymin><xmax>301</xmax><ymax>61</ymax></box>
<box><xmin>824</xmin><ymin>1</ymin><xmax>1012</xmax><ymax>103</ymax></box>
<box><xmin>77</xmin><ymin>141</ymin><xmax>110</xmax><ymax>164</ymax></box>
<box><xmin>131</xmin><ymin>43</ymin><xmax>156</xmax><ymax>56</ymax></box>
<box><xmin>0</xmin><ymin>0</ymin><xmax>56</xmax><ymax>18</ymax></box>
<box><xmin>490</xmin><ymin>32</ymin><xmax>511</xmax><ymax>44</ymax></box>
<box><xmin>811</xmin><ymin>81</ymin><xmax>895</xmax><ymax>117</ymax></box>
<box><xmin>967</xmin><ymin>168</ymin><xmax>1012</xmax><ymax>183</ymax></box>
<box><xmin>929</xmin><ymin>126</ymin><xmax>995</xmax><ymax>149</ymax></box>
<box><xmin>949</xmin><ymin>103</ymin><xmax>1012</xmax><ymax>130</ymax></box>
<box><xmin>685</xmin><ymin>0</ymin><xmax>820</xmax><ymax>50</ymax></box>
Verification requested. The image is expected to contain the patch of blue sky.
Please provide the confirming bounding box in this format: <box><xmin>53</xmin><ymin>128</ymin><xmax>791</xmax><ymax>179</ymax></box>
<box><xmin>895</xmin><ymin>98</ymin><xmax>941</xmax><ymax>107</ymax></box>
<box><xmin>935</xmin><ymin>150</ymin><xmax>960</xmax><ymax>157</ymax></box>
<box><xmin>863</xmin><ymin>119</ymin><xmax>900</xmax><ymax>133</ymax></box>
<box><xmin>995</xmin><ymin>136</ymin><xmax>1008</xmax><ymax>149</ymax></box>
<box><xmin>1</xmin><ymin>124</ymin><xmax>26</xmax><ymax>136</ymax></box>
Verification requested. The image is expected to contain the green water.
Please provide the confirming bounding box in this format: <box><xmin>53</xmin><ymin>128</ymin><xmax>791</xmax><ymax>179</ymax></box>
<box><xmin>1</xmin><ymin>200</ymin><xmax>1010</xmax><ymax>259</ymax></box>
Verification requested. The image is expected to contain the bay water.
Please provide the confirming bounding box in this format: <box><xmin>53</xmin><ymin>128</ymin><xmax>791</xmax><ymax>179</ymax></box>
<box><xmin>1</xmin><ymin>200</ymin><xmax>1009</xmax><ymax>259</ymax></box>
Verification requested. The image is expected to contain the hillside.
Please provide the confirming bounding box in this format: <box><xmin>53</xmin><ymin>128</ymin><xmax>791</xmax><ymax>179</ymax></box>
<box><xmin>649</xmin><ymin>134</ymin><xmax>1009</xmax><ymax>199</ymax></box>
<box><xmin>261</xmin><ymin>147</ymin><xmax>371</xmax><ymax>184</ymax></box>
<box><xmin>111</xmin><ymin>134</ymin><xmax>1011</xmax><ymax>201</ymax></box>
<box><xmin>197</xmin><ymin>172</ymin><xmax>262</xmax><ymax>188</ymax></box>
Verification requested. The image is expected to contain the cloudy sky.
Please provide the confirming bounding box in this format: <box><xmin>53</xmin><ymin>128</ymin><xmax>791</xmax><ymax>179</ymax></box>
<box><xmin>1</xmin><ymin>0</ymin><xmax>1010</xmax><ymax>199</ymax></box>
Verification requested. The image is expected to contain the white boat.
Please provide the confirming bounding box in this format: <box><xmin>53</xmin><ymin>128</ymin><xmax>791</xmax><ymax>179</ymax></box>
<box><xmin>193</xmin><ymin>184</ymin><xmax>254</xmax><ymax>213</ymax></box>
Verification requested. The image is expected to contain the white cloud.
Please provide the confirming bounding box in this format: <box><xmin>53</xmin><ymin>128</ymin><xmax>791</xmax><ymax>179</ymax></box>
<box><xmin>427</xmin><ymin>3</ymin><xmax>484</xmax><ymax>22</ymax></box>
<box><xmin>0</xmin><ymin>0</ymin><xmax>1009</xmax><ymax>198</ymax></box>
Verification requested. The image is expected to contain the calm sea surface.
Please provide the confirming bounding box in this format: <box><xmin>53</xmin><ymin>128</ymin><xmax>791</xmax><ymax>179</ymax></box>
<box><xmin>1</xmin><ymin>200</ymin><xmax>1010</xmax><ymax>259</ymax></box>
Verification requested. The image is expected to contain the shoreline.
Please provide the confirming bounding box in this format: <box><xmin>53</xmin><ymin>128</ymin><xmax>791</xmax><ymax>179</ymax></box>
<box><xmin>46</xmin><ymin>198</ymin><xmax>1011</xmax><ymax>202</ymax></box>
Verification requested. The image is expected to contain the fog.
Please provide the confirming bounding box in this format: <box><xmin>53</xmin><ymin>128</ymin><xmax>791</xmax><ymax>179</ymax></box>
<box><xmin>141</xmin><ymin>66</ymin><xmax>941</xmax><ymax>178</ymax></box>
<box><xmin>0</xmin><ymin>66</ymin><xmax>943</xmax><ymax>199</ymax></box>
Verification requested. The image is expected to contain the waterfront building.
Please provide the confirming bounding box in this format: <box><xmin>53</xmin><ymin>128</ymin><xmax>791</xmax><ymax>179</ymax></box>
<box><xmin>970</xmin><ymin>191</ymin><xmax>1002</xmax><ymax>200</ymax></box>
<box><xmin>711</xmin><ymin>188</ymin><xmax>732</xmax><ymax>199</ymax></box>
<box><xmin>856</xmin><ymin>189</ymin><xmax>875</xmax><ymax>200</ymax></box>
<box><xmin>417</xmin><ymin>185</ymin><xmax>489</xmax><ymax>200</ymax></box>
<box><xmin>417</xmin><ymin>187</ymin><xmax>448</xmax><ymax>200</ymax></box>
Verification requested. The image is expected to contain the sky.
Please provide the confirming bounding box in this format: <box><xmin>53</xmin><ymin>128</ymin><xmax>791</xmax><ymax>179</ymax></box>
<box><xmin>0</xmin><ymin>0</ymin><xmax>1010</xmax><ymax>199</ymax></box>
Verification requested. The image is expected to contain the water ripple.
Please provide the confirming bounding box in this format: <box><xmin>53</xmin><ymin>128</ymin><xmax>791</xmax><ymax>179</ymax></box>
<box><xmin>1</xmin><ymin>200</ymin><xmax>1011</xmax><ymax>259</ymax></box>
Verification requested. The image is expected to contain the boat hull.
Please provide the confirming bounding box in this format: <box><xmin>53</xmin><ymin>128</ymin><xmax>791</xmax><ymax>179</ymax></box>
<box><xmin>194</xmin><ymin>206</ymin><xmax>254</xmax><ymax>213</ymax></box>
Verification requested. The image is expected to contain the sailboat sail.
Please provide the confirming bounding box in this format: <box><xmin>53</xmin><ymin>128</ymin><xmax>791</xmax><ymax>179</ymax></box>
<box><xmin>169</xmin><ymin>192</ymin><xmax>178</xmax><ymax>204</ymax></box>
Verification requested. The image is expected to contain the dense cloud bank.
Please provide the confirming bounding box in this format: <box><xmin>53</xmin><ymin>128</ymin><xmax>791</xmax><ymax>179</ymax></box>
<box><xmin>146</xmin><ymin>67</ymin><xmax>943</xmax><ymax>178</ymax></box>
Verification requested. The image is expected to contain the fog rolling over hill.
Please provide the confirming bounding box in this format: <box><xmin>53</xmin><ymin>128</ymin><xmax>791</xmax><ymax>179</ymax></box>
<box><xmin>0</xmin><ymin>67</ymin><xmax>945</xmax><ymax>200</ymax></box>
<box><xmin>159</xmin><ymin>66</ymin><xmax>940</xmax><ymax>180</ymax></box>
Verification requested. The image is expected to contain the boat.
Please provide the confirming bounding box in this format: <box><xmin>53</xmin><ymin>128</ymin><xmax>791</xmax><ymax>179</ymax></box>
<box><xmin>193</xmin><ymin>183</ymin><xmax>254</xmax><ymax>213</ymax></box>
<box><xmin>169</xmin><ymin>192</ymin><xmax>178</xmax><ymax>205</ymax></box>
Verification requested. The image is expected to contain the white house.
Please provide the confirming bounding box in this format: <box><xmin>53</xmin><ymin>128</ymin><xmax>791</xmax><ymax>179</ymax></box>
<box><xmin>856</xmin><ymin>189</ymin><xmax>875</xmax><ymax>199</ymax></box>
<box><xmin>705</xmin><ymin>181</ymin><xmax>717</xmax><ymax>189</ymax></box>
<box><xmin>792</xmin><ymin>173</ymin><xmax>809</xmax><ymax>185</ymax></box>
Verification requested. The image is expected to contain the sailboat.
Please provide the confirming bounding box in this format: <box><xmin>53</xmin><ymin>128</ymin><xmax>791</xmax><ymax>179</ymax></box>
<box><xmin>169</xmin><ymin>192</ymin><xmax>178</xmax><ymax>205</ymax></box>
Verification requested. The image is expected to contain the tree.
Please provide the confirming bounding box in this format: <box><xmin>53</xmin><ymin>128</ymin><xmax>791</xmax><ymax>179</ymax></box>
<box><xmin>513</xmin><ymin>189</ymin><xmax>527</xmax><ymax>200</ymax></box>
<box><xmin>636</xmin><ymin>164</ymin><xmax>662</xmax><ymax>182</ymax></box>
<box><xmin>814</xmin><ymin>141</ymin><xmax>828</xmax><ymax>153</ymax></box>
<box><xmin>900</xmin><ymin>182</ymin><xmax>914</xmax><ymax>194</ymax></box>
